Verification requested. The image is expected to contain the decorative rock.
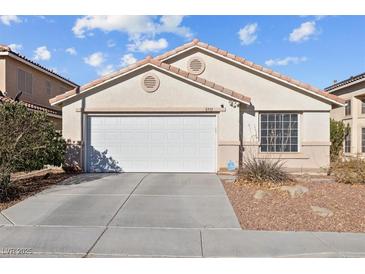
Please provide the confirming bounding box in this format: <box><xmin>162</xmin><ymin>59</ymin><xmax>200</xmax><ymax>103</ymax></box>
<box><xmin>311</xmin><ymin>206</ymin><xmax>334</xmax><ymax>217</ymax></box>
<box><xmin>279</xmin><ymin>185</ymin><xmax>309</xmax><ymax>198</ymax></box>
<box><xmin>254</xmin><ymin>190</ymin><xmax>270</xmax><ymax>200</ymax></box>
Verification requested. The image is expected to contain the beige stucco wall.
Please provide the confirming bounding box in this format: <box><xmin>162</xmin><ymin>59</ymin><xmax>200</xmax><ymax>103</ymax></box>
<box><xmin>0</xmin><ymin>57</ymin><xmax>5</xmax><ymax>92</ymax></box>
<box><xmin>330</xmin><ymin>81</ymin><xmax>365</xmax><ymax>156</ymax></box>
<box><xmin>166</xmin><ymin>48</ymin><xmax>332</xmax><ymax>170</ymax></box>
<box><xmin>4</xmin><ymin>56</ymin><xmax>75</xmax><ymax>110</ymax></box>
<box><xmin>61</xmin><ymin>66</ymin><xmax>240</xmax><ymax>171</ymax></box>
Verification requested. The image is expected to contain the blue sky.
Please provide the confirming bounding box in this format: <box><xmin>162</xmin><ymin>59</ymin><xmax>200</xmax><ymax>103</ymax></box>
<box><xmin>0</xmin><ymin>15</ymin><xmax>364</xmax><ymax>88</ymax></box>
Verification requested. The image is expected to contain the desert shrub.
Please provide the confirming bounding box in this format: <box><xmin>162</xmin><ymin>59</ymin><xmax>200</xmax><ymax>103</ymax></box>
<box><xmin>239</xmin><ymin>156</ymin><xmax>291</xmax><ymax>184</ymax></box>
<box><xmin>331</xmin><ymin>157</ymin><xmax>365</xmax><ymax>184</ymax></box>
<box><xmin>330</xmin><ymin>119</ymin><xmax>350</xmax><ymax>162</ymax></box>
<box><xmin>0</xmin><ymin>101</ymin><xmax>66</xmax><ymax>202</ymax></box>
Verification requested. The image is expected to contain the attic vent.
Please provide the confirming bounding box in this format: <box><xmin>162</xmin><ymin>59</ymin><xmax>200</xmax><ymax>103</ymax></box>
<box><xmin>187</xmin><ymin>57</ymin><xmax>205</xmax><ymax>75</ymax></box>
<box><xmin>141</xmin><ymin>73</ymin><xmax>160</xmax><ymax>93</ymax></box>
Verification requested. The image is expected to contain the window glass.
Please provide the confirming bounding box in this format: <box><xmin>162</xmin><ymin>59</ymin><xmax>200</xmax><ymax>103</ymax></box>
<box><xmin>344</xmin><ymin>128</ymin><xmax>351</xmax><ymax>153</ymax></box>
<box><xmin>260</xmin><ymin>113</ymin><xmax>299</xmax><ymax>152</ymax></box>
<box><xmin>17</xmin><ymin>69</ymin><xmax>32</xmax><ymax>94</ymax></box>
<box><xmin>46</xmin><ymin>81</ymin><xmax>51</xmax><ymax>95</ymax></box>
<box><xmin>345</xmin><ymin>100</ymin><xmax>351</xmax><ymax>116</ymax></box>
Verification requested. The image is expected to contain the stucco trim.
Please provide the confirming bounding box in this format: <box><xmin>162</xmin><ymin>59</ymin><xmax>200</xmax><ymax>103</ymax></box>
<box><xmin>77</xmin><ymin>107</ymin><xmax>226</xmax><ymax>113</ymax></box>
<box><xmin>256</xmin><ymin>153</ymin><xmax>310</xmax><ymax>159</ymax></box>
<box><xmin>218</xmin><ymin>140</ymin><xmax>241</xmax><ymax>146</ymax></box>
<box><xmin>302</xmin><ymin>141</ymin><xmax>331</xmax><ymax>146</ymax></box>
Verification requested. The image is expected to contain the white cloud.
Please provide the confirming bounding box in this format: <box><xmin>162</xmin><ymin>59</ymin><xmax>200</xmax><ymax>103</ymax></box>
<box><xmin>8</xmin><ymin>43</ymin><xmax>22</xmax><ymax>52</ymax></box>
<box><xmin>128</xmin><ymin>38</ymin><xmax>168</xmax><ymax>53</ymax></box>
<box><xmin>84</xmin><ymin>52</ymin><xmax>105</xmax><ymax>67</ymax></box>
<box><xmin>33</xmin><ymin>46</ymin><xmax>51</xmax><ymax>61</ymax></box>
<box><xmin>65</xmin><ymin>47</ymin><xmax>77</xmax><ymax>55</ymax></box>
<box><xmin>238</xmin><ymin>23</ymin><xmax>258</xmax><ymax>45</ymax></box>
<box><xmin>289</xmin><ymin>21</ymin><xmax>317</xmax><ymax>43</ymax></box>
<box><xmin>265</xmin><ymin>56</ymin><xmax>307</xmax><ymax>67</ymax></box>
<box><xmin>72</xmin><ymin>15</ymin><xmax>191</xmax><ymax>39</ymax></box>
<box><xmin>97</xmin><ymin>64</ymin><xmax>115</xmax><ymax>76</ymax></box>
<box><xmin>120</xmin><ymin>53</ymin><xmax>137</xmax><ymax>67</ymax></box>
<box><xmin>0</xmin><ymin>15</ymin><xmax>21</xmax><ymax>26</ymax></box>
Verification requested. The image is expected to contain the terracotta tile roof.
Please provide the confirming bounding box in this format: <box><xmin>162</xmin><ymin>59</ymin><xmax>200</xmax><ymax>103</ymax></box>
<box><xmin>0</xmin><ymin>95</ymin><xmax>61</xmax><ymax>116</ymax></box>
<box><xmin>50</xmin><ymin>56</ymin><xmax>251</xmax><ymax>105</ymax></box>
<box><xmin>155</xmin><ymin>39</ymin><xmax>345</xmax><ymax>105</ymax></box>
<box><xmin>0</xmin><ymin>44</ymin><xmax>78</xmax><ymax>87</ymax></box>
<box><xmin>325</xmin><ymin>72</ymin><xmax>365</xmax><ymax>92</ymax></box>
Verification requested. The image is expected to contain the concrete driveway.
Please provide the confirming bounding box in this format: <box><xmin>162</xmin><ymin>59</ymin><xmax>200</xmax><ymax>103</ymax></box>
<box><xmin>0</xmin><ymin>173</ymin><xmax>240</xmax><ymax>257</ymax></box>
<box><xmin>1</xmin><ymin>173</ymin><xmax>365</xmax><ymax>257</ymax></box>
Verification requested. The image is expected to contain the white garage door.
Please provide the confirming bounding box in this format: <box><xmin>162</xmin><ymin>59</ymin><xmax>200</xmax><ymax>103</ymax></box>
<box><xmin>86</xmin><ymin>115</ymin><xmax>217</xmax><ymax>172</ymax></box>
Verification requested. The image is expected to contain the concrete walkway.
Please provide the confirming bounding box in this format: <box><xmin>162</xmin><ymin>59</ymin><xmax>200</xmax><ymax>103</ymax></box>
<box><xmin>0</xmin><ymin>173</ymin><xmax>365</xmax><ymax>257</ymax></box>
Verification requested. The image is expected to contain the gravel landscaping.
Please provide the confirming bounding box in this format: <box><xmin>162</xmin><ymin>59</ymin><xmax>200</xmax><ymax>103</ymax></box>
<box><xmin>223</xmin><ymin>176</ymin><xmax>365</xmax><ymax>233</ymax></box>
<box><xmin>0</xmin><ymin>168</ymin><xmax>75</xmax><ymax>211</ymax></box>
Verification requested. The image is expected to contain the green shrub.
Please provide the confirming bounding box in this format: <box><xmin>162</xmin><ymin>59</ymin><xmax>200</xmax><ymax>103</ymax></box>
<box><xmin>330</xmin><ymin>119</ymin><xmax>350</xmax><ymax>162</ymax></box>
<box><xmin>239</xmin><ymin>156</ymin><xmax>291</xmax><ymax>184</ymax></box>
<box><xmin>0</xmin><ymin>101</ymin><xmax>66</xmax><ymax>201</ymax></box>
<box><xmin>331</xmin><ymin>157</ymin><xmax>365</xmax><ymax>184</ymax></box>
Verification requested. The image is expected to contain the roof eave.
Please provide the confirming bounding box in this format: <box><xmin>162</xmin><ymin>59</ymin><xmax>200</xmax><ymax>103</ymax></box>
<box><xmin>326</xmin><ymin>77</ymin><xmax>365</xmax><ymax>94</ymax></box>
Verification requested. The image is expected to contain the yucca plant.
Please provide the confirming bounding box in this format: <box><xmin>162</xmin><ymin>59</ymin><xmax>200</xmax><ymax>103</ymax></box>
<box><xmin>240</xmin><ymin>155</ymin><xmax>291</xmax><ymax>184</ymax></box>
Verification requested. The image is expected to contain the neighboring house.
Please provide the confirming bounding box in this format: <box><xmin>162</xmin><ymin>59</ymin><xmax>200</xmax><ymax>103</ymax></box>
<box><xmin>0</xmin><ymin>44</ymin><xmax>78</xmax><ymax>130</ymax></box>
<box><xmin>0</xmin><ymin>94</ymin><xmax>62</xmax><ymax>124</ymax></box>
<box><xmin>326</xmin><ymin>72</ymin><xmax>365</xmax><ymax>156</ymax></box>
<box><xmin>50</xmin><ymin>39</ymin><xmax>344</xmax><ymax>173</ymax></box>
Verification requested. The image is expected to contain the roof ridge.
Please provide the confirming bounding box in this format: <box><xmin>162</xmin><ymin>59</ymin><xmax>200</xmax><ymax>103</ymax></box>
<box><xmin>154</xmin><ymin>39</ymin><xmax>344</xmax><ymax>105</ymax></box>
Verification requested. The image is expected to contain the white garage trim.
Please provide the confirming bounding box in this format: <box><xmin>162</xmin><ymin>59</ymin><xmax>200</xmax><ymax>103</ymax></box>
<box><xmin>84</xmin><ymin>114</ymin><xmax>218</xmax><ymax>173</ymax></box>
<box><xmin>77</xmin><ymin>107</ymin><xmax>226</xmax><ymax>113</ymax></box>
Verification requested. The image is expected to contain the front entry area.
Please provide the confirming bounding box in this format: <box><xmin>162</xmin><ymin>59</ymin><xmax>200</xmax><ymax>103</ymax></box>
<box><xmin>86</xmin><ymin>115</ymin><xmax>217</xmax><ymax>172</ymax></box>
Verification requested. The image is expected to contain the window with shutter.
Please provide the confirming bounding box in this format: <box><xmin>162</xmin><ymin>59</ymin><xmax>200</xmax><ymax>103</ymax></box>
<box><xmin>17</xmin><ymin>69</ymin><xmax>32</xmax><ymax>94</ymax></box>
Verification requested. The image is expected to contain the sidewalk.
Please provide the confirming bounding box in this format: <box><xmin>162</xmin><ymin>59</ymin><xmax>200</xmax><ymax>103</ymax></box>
<box><xmin>1</xmin><ymin>225</ymin><xmax>365</xmax><ymax>257</ymax></box>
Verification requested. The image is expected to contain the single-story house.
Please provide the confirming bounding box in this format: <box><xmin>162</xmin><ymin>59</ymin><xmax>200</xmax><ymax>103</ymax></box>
<box><xmin>50</xmin><ymin>39</ymin><xmax>344</xmax><ymax>173</ymax></box>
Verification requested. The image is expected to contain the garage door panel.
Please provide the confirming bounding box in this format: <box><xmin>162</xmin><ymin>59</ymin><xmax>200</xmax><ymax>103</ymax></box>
<box><xmin>87</xmin><ymin>116</ymin><xmax>217</xmax><ymax>172</ymax></box>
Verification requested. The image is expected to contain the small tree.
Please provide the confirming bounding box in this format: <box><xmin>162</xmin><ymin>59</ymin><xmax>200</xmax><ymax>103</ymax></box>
<box><xmin>0</xmin><ymin>101</ymin><xmax>66</xmax><ymax>201</ymax></box>
<box><xmin>330</xmin><ymin>118</ymin><xmax>350</xmax><ymax>162</ymax></box>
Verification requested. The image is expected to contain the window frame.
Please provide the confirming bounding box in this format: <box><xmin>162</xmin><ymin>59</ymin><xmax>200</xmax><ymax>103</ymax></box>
<box><xmin>344</xmin><ymin>127</ymin><xmax>351</xmax><ymax>153</ymax></box>
<box><xmin>345</xmin><ymin>100</ymin><xmax>351</xmax><ymax>116</ymax></box>
<box><xmin>361</xmin><ymin>99</ymin><xmax>365</xmax><ymax>114</ymax></box>
<box><xmin>17</xmin><ymin>68</ymin><xmax>33</xmax><ymax>94</ymax></box>
<box><xmin>259</xmin><ymin>112</ymin><xmax>300</xmax><ymax>153</ymax></box>
<box><xmin>361</xmin><ymin>127</ymin><xmax>365</xmax><ymax>153</ymax></box>
<box><xmin>46</xmin><ymin>80</ymin><xmax>52</xmax><ymax>95</ymax></box>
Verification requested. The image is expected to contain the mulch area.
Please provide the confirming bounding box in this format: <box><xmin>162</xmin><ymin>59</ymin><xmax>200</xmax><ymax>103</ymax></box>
<box><xmin>223</xmin><ymin>176</ymin><xmax>365</xmax><ymax>233</ymax></box>
<box><xmin>0</xmin><ymin>169</ymin><xmax>75</xmax><ymax>211</ymax></box>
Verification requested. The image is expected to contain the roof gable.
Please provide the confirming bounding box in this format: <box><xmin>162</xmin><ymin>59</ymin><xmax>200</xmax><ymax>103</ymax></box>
<box><xmin>155</xmin><ymin>39</ymin><xmax>345</xmax><ymax>106</ymax></box>
<box><xmin>50</xmin><ymin>57</ymin><xmax>251</xmax><ymax>106</ymax></box>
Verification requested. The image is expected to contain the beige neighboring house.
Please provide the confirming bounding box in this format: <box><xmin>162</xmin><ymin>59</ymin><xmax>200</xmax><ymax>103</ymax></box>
<box><xmin>326</xmin><ymin>72</ymin><xmax>365</xmax><ymax>156</ymax></box>
<box><xmin>0</xmin><ymin>44</ymin><xmax>78</xmax><ymax>130</ymax></box>
<box><xmin>50</xmin><ymin>39</ymin><xmax>344</xmax><ymax>173</ymax></box>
